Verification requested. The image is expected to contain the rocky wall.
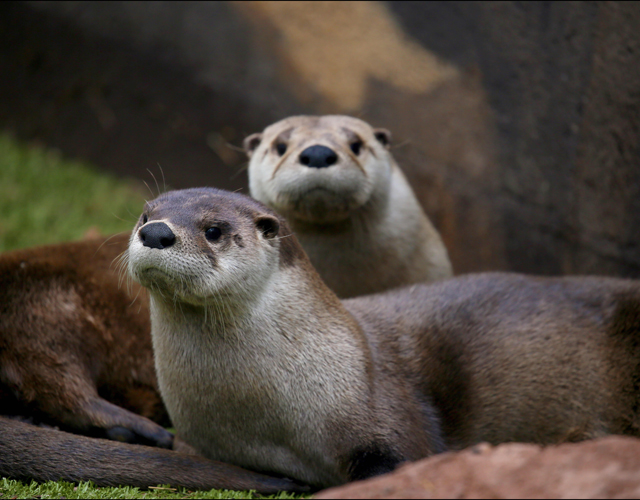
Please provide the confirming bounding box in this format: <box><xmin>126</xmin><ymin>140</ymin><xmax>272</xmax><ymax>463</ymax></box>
<box><xmin>1</xmin><ymin>1</ymin><xmax>639</xmax><ymax>276</ymax></box>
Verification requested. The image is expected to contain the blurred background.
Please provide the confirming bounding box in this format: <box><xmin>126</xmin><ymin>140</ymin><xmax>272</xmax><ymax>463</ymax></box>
<box><xmin>1</xmin><ymin>1</ymin><xmax>639</xmax><ymax>277</ymax></box>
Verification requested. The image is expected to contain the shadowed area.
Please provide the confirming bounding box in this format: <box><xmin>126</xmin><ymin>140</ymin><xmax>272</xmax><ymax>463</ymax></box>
<box><xmin>1</xmin><ymin>1</ymin><xmax>639</xmax><ymax>276</ymax></box>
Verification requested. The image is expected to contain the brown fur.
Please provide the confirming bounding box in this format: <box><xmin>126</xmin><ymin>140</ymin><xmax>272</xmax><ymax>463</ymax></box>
<box><xmin>346</xmin><ymin>274</ymin><xmax>640</xmax><ymax>448</ymax></box>
<box><xmin>0</xmin><ymin>233</ymin><xmax>168</xmax><ymax>445</ymax></box>
<box><xmin>0</xmin><ymin>416</ymin><xmax>304</xmax><ymax>492</ymax></box>
<box><xmin>128</xmin><ymin>188</ymin><xmax>640</xmax><ymax>488</ymax></box>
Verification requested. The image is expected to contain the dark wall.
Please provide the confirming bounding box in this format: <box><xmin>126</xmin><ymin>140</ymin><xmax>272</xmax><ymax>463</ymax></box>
<box><xmin>389</xmin><ymin>1</ymin><xmax>640</xmax><ymax>277</ymax></box>
<box><xmin>1</xmin><ymin>1</ymin><xmax>639</xmax><ymax>277</ymax></box>
<box><xmin>0</xmin><ymin>1</ymin><xmax>300</xmax><ymax>192</ymax></box>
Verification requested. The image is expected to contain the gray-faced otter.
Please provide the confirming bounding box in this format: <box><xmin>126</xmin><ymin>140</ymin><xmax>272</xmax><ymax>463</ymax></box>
<box><xmin>245</xmin><ymin>115</ymin><xmax>453</xmax><ymax>298</ymax></box>
<box><xmin>0</xmin><ymin>234</ymin><xmax>305</xmax><ymax>493</ymax></box>
<box><xmin>128</xmin><ymin>187</ymin><xmax>640</xmax><ymax>489</ymax></box>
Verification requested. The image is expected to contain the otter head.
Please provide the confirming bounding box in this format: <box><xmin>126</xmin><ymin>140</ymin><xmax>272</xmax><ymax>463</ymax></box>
<box><xmin>245</xmin><ymin>115</ymin><xmax>393</xmax><ymax>224</ymax></box>
<box><xmin>127</xmin><ymin>188</ymin><xmax>299</xmax><ymax>307</ymax></box>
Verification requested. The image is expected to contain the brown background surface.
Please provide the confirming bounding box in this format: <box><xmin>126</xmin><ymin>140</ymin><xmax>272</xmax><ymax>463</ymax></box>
<box><xmin>1</xmin><ymin>1</ymin><xmax>639</xmax><ymax>277</ymax></box>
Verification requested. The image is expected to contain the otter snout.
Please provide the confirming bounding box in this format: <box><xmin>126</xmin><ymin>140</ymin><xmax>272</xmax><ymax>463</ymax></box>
<box><xmin>299</xmin><ymin>145</ymin><xmax>338</xmax><ymax>168</ymax></box>
<box><xmin>139</xmin><ymin>222</ymin><xmax>176</xmax><ymax>250</ymax></box>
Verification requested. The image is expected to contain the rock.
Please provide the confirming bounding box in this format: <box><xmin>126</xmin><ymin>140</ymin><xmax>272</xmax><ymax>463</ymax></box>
<box><xmin>315</xmin><ymin>436</ymin><xmax>640</xmax><ymax>499</ymax></box>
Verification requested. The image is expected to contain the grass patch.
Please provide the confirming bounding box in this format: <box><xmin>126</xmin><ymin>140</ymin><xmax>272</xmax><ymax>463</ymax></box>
<box><xmin>0</xmin><ymin>478</ymin><xmax>307</xmax><ymax>499</ymax></box>
<box><xmin>0</xmin><ymin>134</ymin><xmax>309</xmax><ymax>499</ymax></box>
<box><xmin>0</xmin><ymin>132</ymin><xmax>148</xmax><ymax>252</ymax></box>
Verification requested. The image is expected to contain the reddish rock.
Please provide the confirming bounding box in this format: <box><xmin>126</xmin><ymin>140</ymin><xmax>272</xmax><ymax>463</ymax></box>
<box><xmin>315</xmin><ymin>436</ymin><xmax>640</xmax><ymax>499</ymax></box>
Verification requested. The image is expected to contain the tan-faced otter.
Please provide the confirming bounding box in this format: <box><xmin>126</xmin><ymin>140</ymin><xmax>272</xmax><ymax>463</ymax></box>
<box><xmin>0</xmin><ymin>234</ymin><xmax>305</xmax><ymax>493</ymax></box>
<box><xmin>128</xmin><ymin>187</ymin><xmax>640</xmax><ymax>489</ymax></box>
<box><xmin>245</xmin><ymin>115</ymin><xmax>453</xmax><ymax>298</ymax></box>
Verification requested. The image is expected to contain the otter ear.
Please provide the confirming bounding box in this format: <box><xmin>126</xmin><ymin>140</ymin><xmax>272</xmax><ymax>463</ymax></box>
<box><xmin>256</xmin><ymin>215</ymin><xmax>280</xmax><ymax>239</ymax></box>
<box><xmin>243</xmin><ymin>133</ymin><xmax>263</xmax><ymax>157</ymax></box>
<box><xmin>373</xmin><ymin>128</ymin><xmax>391</xmax><ymax>149</ymax></box>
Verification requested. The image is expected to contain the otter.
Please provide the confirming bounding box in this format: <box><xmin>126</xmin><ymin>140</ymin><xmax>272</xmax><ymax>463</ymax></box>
<box><xmin>0</xmin><ymin>234</ymin><xmax>305</xmax><ymax>493</ymax></box>
<box><xmin>128</xmin><ymin>187</ymin><xmax>640</xmax><ymax>489</ymax></box>
<box><xmin>244</xmin><ymin>115</ymin><xmax>453</xmax><ymax>298</ymax></box>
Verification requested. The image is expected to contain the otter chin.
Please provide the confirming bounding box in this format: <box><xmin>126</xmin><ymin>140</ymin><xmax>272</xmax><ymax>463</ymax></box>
<box><xmin>245</xmin><ymin>115</ymin><xmax>453</xmax><ymax>297</ymax></box>
<box><xmin>282</xmin><ymin>184</ymin><xmax>367</xmax><ymax>223</ymax></box>
<box><xmin>265</xmin><ymin>163</ymin><xmax>375</xmax><ymax>224</ymax></box>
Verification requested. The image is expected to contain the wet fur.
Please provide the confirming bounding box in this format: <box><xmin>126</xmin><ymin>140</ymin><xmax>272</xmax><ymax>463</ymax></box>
<box><xmin>128</xmin><ymin>188</ymin><xmax>640</xmax><ymax>488</ymax></box>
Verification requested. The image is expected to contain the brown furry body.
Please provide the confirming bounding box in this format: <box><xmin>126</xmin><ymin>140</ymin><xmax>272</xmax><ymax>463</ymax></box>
<box><xmin>127</xmin><ymin>188</ymin><xmax>640</xmax><ymax>488</ymax></box>
<box><xmin>347</xmin><ymin>274</ymin><xmax>640</xmax><ymax>448</ymax></box>
<box><xmin>0</xmin><ymin>233</ymin><xmax>168</xmax><ymax>445</ymax></box>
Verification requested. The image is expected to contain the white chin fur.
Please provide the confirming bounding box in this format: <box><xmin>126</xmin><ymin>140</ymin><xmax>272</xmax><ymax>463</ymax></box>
<box><xmin>264</xmin><ymin>170</ymin><xmax>371</xmax><ymax>223</ymax></box>
<box><xmin>128</xmin><ymin>237</ymin><xmax>275</xmax><ymax>307</ymax></box>
<box><xmin>129</xmin><ymin>242</ymin><xmax>207</xmax><ymax>299</ymax></box>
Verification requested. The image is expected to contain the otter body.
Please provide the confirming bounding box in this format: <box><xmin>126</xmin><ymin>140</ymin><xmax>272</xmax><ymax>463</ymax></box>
<box><xmin>128</xmin><ymin>188</ymin><xmax>640</xmax><ymax>489</ymax></box>
<box><xmin>346</xmin><ymin>274</ymin><xmax>640</xmax><ymax>448</ymax></box>
<box><xmin>245</xmin><ymin>115</ymin><xmax>453</xmax><ymax>297</ymax></box>
<box><xmin>0</xmin><ymin>233</ymin><xmax>170</xmax><ymax>446</ymax></box>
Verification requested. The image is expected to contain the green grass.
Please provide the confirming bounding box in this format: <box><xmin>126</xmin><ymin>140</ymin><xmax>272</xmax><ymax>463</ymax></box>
<box><xmin>0</xmin><ymin>478</ymin><xmax>306</xmax><ymax>499</ymax></box>
<box><xmin>0</xmin><ymin>132</ymin><xmax>148</xmax><ymax>252</ymax></box>
<box><xmin>0</xmin><ymin>134</ymin><xmax>309</xmax><ymax>499</ymax></box>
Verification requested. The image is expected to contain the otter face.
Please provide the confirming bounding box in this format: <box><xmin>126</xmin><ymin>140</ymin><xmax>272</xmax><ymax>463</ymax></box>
<box><xmin>245</xmin><ymin>115</ymin><xmax>392</xmax><ymax>224</ymax></box>
<box><xmin>127</xmin><ymin>188</ymin><xmax>283</xmax><ymax>306</ymax></box>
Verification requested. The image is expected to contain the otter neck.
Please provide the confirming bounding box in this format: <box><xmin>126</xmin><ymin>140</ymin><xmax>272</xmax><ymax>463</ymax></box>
<box><xmin>148</xmin><ymin>257</ymin><xmax>365</xmax><ymax>348</ymax></box>
<box><xmin>147</xmin><ymin>256</ymin><xmax>375</xmax><ymax>486</ymax></box>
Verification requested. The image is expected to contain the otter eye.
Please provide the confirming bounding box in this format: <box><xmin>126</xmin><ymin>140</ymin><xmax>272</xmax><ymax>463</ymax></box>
<box><xmin>276</xmin><ymin>143</ymin><xmax>287</xmax><ymax>156</ymax></box>
<box><xmin>142</xmin><ymin>214</ymin><xmax>148</xmax><ymax>224</ymax></box>
<box><xmin>205</xmin><ymin>227</ymin><xmax>222</xmax><ymax>241</ymax></box>
<box><xmin>350</xmin><ymin>141</ymin><xmax>363</xmax><ymax>155</ymax></box>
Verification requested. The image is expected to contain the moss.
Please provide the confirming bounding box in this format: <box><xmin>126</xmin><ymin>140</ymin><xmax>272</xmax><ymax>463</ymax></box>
<box><xmin>0</xmin><ymin>478</ymin><xmax>307</xmax><ymax>499</ymax></box>
<box><xmin>0</xmin><ymin>133</ymin><xmax>147</xmax><ymax>252</ymax></box>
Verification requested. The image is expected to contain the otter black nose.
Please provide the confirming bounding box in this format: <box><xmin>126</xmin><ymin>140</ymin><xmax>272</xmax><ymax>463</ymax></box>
<box><xmin>299</xmin><ymin>145</ymin><xmax>338</xmax><ymax>168</ymax></box>
<box><xmin>139</xmin><ymin>222</ymin><xmax>175</xmax><ymax>250</ymax></box>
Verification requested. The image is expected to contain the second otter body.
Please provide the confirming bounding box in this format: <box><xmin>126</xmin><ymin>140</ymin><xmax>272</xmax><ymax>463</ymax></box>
<box><xmin>128</xmin><ymin>188</ymin><xmax>640</xmax><ymax>488</ymax></box>
<box><xmin>245</xmin><ymin>115</ymin><xmax>453</xmax><ymax>298</ymax></box>
<box><xmin>0</xmin><ymin>233</ymin><xmax>170</xmax><ymax>447</ymax></box>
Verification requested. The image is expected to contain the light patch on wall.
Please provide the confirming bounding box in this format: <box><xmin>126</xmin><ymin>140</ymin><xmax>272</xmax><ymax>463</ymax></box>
<box><xmin>236</xmin><ymin>1</ymin><xmax>459</xmax><ymax>111</ymax></box>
